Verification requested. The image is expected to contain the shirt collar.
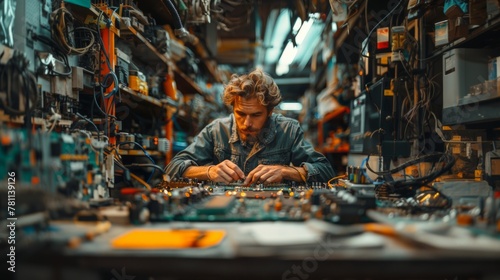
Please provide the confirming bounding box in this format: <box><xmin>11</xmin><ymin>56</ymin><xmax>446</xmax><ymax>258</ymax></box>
<box><xmin>229</xmin><ymin>113</ymin><xmax>277</xmax><ymax>145</ymax></box>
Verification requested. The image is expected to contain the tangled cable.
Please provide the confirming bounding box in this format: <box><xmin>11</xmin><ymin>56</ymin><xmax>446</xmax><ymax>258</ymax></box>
<box><xmin>0</xmin><ymin>50</ymin><xmax>38</xmax><ymax>116</ymax></box>
<box><xmin>50</xmin><ymin>4</ymin><xmax>95</xmax><ymax>55</ymax></box>
<box><xmin>366</xmin><ymin>153</ymin><xmax>456</xmax><ymax>198</ymax></box>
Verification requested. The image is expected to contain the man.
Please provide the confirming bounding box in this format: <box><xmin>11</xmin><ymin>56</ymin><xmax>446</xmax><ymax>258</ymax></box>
<box><xmin>165</xmin><ymin>69</ymin><xmax>335</xmax><ymax>185</ymax></box>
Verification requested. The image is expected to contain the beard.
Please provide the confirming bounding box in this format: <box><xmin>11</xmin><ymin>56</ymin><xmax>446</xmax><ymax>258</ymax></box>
<box><xmin>239</xmin><ymin>128</ymin><xmax>258</xmax><ymax>145</ymax></box>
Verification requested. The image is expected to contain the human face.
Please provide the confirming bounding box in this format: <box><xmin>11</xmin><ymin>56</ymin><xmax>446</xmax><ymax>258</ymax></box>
<box><xmin>233</xmin><ymin>96</ymin><xmax>270</xmax><ymax>144</ymax></box>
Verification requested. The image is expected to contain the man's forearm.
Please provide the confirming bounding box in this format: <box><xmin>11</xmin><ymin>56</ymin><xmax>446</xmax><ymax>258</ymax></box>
<box><xmin>284</xmin><ymin>166</ymin><xmax>307</xmax><ymax>182</ymax></box>
<box><xmin>183</xmin><ymin>165</ymin><xmax>211</xmax><ymax>180</ymax></box>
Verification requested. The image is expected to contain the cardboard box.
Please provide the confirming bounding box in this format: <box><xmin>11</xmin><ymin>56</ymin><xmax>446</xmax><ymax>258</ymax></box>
<box><xmin>470</xmin><ymin>0</ymin><xmax>487</xmax><ymax>26</ymax></box>
<box><xmin>448</xmin><ymin>16</ymin><xmax>469</xmax><ymax>42</ymax></box>
<box><xmin>445</xmin><ymin>5</ymin><xmax>469</xmax><ymax>42</ymax></box>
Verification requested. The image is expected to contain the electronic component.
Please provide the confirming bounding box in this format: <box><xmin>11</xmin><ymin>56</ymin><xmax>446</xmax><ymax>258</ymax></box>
<box><xmin>145</xmin><ymin>181</ymin><xmax>376</xmax><ymax>224</ymax></box>
<box><xmin>349</xmin><ymin>78</ymin><xmax>396</xmax><ymax>155</ymax></box>
<box><xmin>129</xmin><ymin>70</ymin><xmax>148</xmax><ymax>95</ymax></box>
<box><xmin>376</xmin><ymin>27</ymin><xmax>390</xmax><ymax>51</ymax></box>
<box><xmin>391</xmin><ymin>26</ymin><xmax>405</xmax><ymax>62</ymax></box>
<box><xmin>115</xmin><ymin>48</ymin><xmax>130</xmax><ymax>87</ymax></box>
<box><xmin>157</xmin><ymin>138</ymin><xmax>169</xmax><ymax>152</ymax></box>
<box><xmin>485</xmin><ymin>150</ymin><xmax>500</xmax><ymax>190</ymax></box>
<box><xmin>197</xmin><ymin>196</ymin><xmax>236</xmax><ymax>215</ymax></box>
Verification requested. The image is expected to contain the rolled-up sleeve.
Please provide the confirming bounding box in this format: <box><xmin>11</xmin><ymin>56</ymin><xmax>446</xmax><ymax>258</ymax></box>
<box><xmin>164</xmin><ymin>124</ymin><xmax>216</xmax><ymax>180</ymax></box>
<box><xmin>290</xmin><ymin>124</ymin><xmax>336</xmax><ymax>183</ymax></box>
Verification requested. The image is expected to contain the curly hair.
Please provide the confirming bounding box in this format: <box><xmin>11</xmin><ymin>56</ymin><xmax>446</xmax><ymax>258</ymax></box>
<box><xmin>223</xmin><ymin>69</ymin><xmax>282</xmax><ymax>111</ymax></box>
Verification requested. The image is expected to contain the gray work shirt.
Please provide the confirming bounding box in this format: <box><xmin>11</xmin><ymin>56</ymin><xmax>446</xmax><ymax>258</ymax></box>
<box><xmin>165</xmin><ymin>113</ymin><xmax>335</xmax><ymax>182</ymax></box>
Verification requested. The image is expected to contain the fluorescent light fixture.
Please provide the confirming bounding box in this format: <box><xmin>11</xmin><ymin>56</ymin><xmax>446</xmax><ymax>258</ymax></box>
<box><xmin>275</xmin><ymin>64</ymin><xmax>289</xmax><ymax>76</ymax></box>
<box><xmin>278</xmin><ymin>41</ymin><xmax>298</xmax><ymax>65</ymax></box>
<box><xmin>279</xmin><ymin>102</ymin><xmax>303</xmax><ymax>111</ymax></box>
<box><xmin>331</xmin><ymin>22</ymin><xmax>337</xmax><ymax>33</ymax></box>
<box><xmin>264</xmin><ymin>9</ymin><xmax>292</xmax><ymax>65</ymax></box>
<box><xmin>292</xmin><ymin>18</ymin><xmax>302</xmax><ymax>33</ymax></box>
<box><xmin>295</xmin><ymin>18</ymin><xmax>314</xmax><ymax>45</ymax></box>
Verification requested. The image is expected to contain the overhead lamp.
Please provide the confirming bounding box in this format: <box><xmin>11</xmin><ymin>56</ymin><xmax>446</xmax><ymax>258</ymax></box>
<box><xmin>276</xmin><ymin>41</ymin><xmax>298</xmax><ymax>76</ymax></box>
<box><xmin>295</xmin><ymin>17</ymin><xmax>314</xmax><ymax>45</ymax></box>
<box><xmin>279</xmin><ymin>102</ymin><xmax>303</xmax><ymax>111</ymax></box>
<box><xmin>275</xmin><ymin>14</ymin><xmax>317</xmax><ymax>76</ymax></box>
<box><xmin>292</xmin><ymin>18</ymin><xmax>302</xmax><ymax>33</ymax></box>
<box><xmin>278</xmin><ymin>41</ymin><xmax>298</xmax><ymax>65</ymax></box>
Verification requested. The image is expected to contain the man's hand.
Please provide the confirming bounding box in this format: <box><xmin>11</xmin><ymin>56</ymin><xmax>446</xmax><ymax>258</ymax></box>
<box><xmin>208</xmin><ymin>160</ymin><xmax>245</xmax><ymax>183</ymax></box>
<box><xmin>243</xmin><ymin>165</ymin><xmax>287</xmax><ymax>185</ymax></box>
<box><xmin>244</xmin><ymin>165</ymin><xmax>308</xmax><ymax>185</ymax></box>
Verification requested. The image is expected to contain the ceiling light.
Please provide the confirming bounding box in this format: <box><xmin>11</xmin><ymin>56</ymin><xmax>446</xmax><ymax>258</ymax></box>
<box><xmin>279</xmin><ymin>102</ymin><xmax>303</xmax><ymax>111</ymax></box>
<box><xmin>264</xmin><ymin>9</ymin><xmax>292</xmax><ymax>65</ymax></box>
<box><xmin>278</xmin><ymin>41</ymin><xmax>298</xmax><ymax>66</ymax></box>
<box><xmin>295</xmin><ymin>18</ymin><xmax>314</xmax><ymax>45</ymax></box>
<box><xmin>292</xmin><ymin>18</ymin><xmax>302</xmax><ymax>33</ymax></box>
<box><xmin>275</xmin><ymin>64</ymin><xmax>290</xmax><ymax>76</ymax></box>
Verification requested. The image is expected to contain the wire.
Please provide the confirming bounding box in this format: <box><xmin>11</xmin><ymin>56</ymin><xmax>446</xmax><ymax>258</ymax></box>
<box><xmin>369</xmin><ymin>153</ymin><xmax>455</xmax><ymax>198</ymax></box>
<box><xmin>290</xmin><ymin>165</ymin><xmax>308</xmax><ymax>185</ymax></box>
<box><xmin>130</xmin><ymin>172</ymin><xmax>152</xmax><ymax>190</ymax></box>
<box><xmin>95</xmin><ymin>10</ymin><xmax>119</xmax><ymax>100</ymax></box>
<box><xmin>50</xmin><ymin>3</ymin><xmax>95</xmax><ymax>55</ymax></box>
<box><xmin>359</xmin><ymin>1</ymin><xmax>404</xmax><ymax>59</ymax></box>
<box><xmin>327</xmin><ymin>174</ymin><xmax>348</xmax><ymax>188</ymax></box>
<box><xmin>0</xmin><ymin>51</ymin><xmax>38</xmax><ymax>116</ymax></box>
<box><xmin>125</xmin><ymin>164</ymin><xmax>165</xmax><ymax>174</ymax></box>
<box><xmin>32</xmin><ymin>34</ymin><xmax>73</xmax><ymax>76</ymax></box>
<box><xmin>117</xmin><ymin>141</ymin><xmax>157</xmax><ymax>183</ymax></box>
<box><xmin>75</xmin><ymin>112</ymin><xmax>100</xmax><ymax>134</ymax></box>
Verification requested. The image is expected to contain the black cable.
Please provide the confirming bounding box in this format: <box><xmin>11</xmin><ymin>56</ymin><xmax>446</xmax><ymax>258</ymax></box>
<box><xmin>32</xmin><ymin>34</ymin><xmax>72</xmax><ymax>76</ymax></box>
<box><xmin>359</xmin><ymin>1</ymin><xmax>404</xmax><ymax>59</ymax></box>
<box><xmin>124</xmin><ymin>164</ymin><xmax>165</xmax><ymax>174</ymax></box>
<box><xmin>96</xmin><ymin>11</ymin><xmax>119</xmax><ymax>99</ymax></box>
<box><xmin>117</xmin><ymin>141</ymin><xmax>157</xmax><ymax>182</ymax></box>
<box><xmin>0</xmin><ymin>51</ymin><xmax>38</xmax><ymax>116</ymax></box>
<box><xmin>163</xmin><ymin>0</ymin><xmax>183</xmax><ymax>30</ymax></box>
<box><xmin>75</xmin><ymin>112</ymin><xmax>100</xmax><ymax>133</ymax></box>
<box><xmin>371</xmin><ymin>153</ymin><xmax>455</xmax><ymax>199</ymax></box>
<box><xmin>93</xmin><ymin>90</ymin><xmax>112</xmax><ymax>118</ymax></box>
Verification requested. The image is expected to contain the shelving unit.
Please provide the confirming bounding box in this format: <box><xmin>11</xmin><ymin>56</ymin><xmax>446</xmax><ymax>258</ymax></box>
<box><xmin>317</xmin><ymin>106</ymin><xmax>350</xmax><ymax>154</ymax></box>
<box><xmin>118</xmin><ymin>23</ymin><xmax>171</xmax><ymax>66</ymax></box>
<box><xmin>119</xmin><ymin>86</ymin><xmax>169</xmax><ymax>113</ymax></box>
<box><xmin>118</xmin><ymin>149</ymin><xmax>162</xmax><ymax>157</ymax></box>
<box><xmin>429</xmin><ymin>14</ymin><xmax>500</xmax><ymax>59</ymax></box>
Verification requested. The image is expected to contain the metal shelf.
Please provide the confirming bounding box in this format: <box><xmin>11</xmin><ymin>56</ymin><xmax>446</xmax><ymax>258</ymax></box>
<box><xmin>429</xmin><ymin>15</ymin><xmax>500</xmax><ymax>59</ymax></box>
<box><xmin>0</xmin><ymin>111</ymin><xmax>73</xmax><ymax>127</ymax></box>
<box><xmin>118</xmin><ymin>149</ymin><xmax>163</xmax><ymax>156</ymax></box>
<box><xmin>118</xmin><ymin>23</ymin><xmax>171</xmax><ymax>66</ymax></box>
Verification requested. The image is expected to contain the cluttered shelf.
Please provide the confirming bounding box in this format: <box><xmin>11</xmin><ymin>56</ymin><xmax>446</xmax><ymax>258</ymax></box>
<box><xmin>173</xmin><ymin>67</ymin><xmax>205</xmax><ymax>96</ymax></box>
<box><xmin>322</xmin><ymin>143</ymin><xmax>350</xmax><ymax>154</ymax></box>
<box><xmin>118</xmin><ymin>149</ymin><xmax>163</xmax><ymax>157</ymax></box>
<box><xmin>118</xmin><ymin>20</ymin><xmax>171</xmax><ymax>66</ymax></box>
<box><xmin>119</xmin><ymin>86</ymin><xmax>169</xmax><ymax>113</ymax></box>
<box><xmin>317</xmin><ymin>106</ymin><xmax>350</xmax><ymax>154</ymax></box>
<box><xmin>430</xmin><ymin>11</ymin><xmax>500</xmax><ymax>58</ymax></box>
<box><xmin>0</xmin><ymin>111</ymin><xmax>73</xmax><ymax>127</ymax></box>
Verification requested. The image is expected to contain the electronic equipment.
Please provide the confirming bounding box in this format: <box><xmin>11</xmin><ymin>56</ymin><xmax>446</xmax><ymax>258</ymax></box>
<box><xmin>115</xmin><ymin>48</ymin><xmax>130</xmax><ymax>87</ymax></box>
<box><xmin>129</xmin><ymin>69</ymin><xmax>148</xmax><ymax>95</ymax></box>
<box><xmin>485</xmin><ymin>150</ymin><xmax>500</xmax><ymax>190</ymax></box>
<box><xmin>349</xmin><ymin>78</ymin><xmax>394</xmax><ymax>155</ymax></box>
<box><xmin>145</xmin><ymin>181</ymin><xmax>376</xmax><ymax>224</ymax></box>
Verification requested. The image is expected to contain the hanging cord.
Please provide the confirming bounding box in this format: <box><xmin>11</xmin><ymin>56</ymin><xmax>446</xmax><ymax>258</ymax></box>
<box><xmin>0</xmin><ymin>51</ymin><xmax>38</xmax><ymax>116</ymax></box>
<box><xmin>50</xmin><ymin>2</ymin><xmax>95</xmax><ymax>55</ymax></box>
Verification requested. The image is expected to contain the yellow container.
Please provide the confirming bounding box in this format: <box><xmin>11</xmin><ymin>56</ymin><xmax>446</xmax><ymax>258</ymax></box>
<box><xmin>129</xmin><ymin>70</ymin><xmax>149</xmax><ymax>95</ymax></box>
